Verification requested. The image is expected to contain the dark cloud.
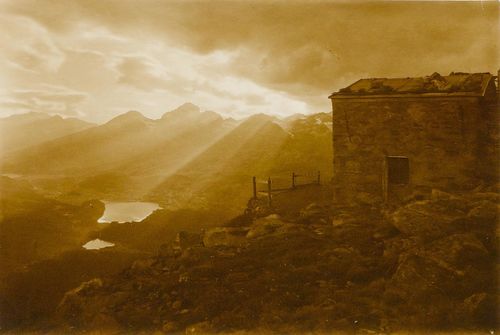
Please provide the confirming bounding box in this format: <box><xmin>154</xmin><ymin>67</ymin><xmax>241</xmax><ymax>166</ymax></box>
<box><xmin>3</xmin><ymin>0</ymin><xmax>498</xmax><ymax>115</ymax></box>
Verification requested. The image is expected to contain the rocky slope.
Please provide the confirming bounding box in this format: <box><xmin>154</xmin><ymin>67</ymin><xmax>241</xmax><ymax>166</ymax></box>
<box><xmin>51</xmin><ymin>185</ymin><xmax>498</xmax><ymax>334</ymax></box>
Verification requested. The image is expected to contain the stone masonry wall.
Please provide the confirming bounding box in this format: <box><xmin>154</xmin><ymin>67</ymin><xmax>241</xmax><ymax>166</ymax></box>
<box><xmin>331</xmin><ymin>96</ymin><xmax>491</xmax><ymax>204</ymax></box>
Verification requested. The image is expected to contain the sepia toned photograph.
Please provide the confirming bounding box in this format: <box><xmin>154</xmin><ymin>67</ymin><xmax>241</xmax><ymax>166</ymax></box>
<box><xmin>0</xmin><ymin>0</ymin><xmax>498</xmax><ymax>334</ymax></box>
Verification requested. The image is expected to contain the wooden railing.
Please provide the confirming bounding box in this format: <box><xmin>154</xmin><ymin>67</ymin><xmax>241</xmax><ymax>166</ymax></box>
<box><xmin>252</xmin><ymin>171</ymin><xmax>321</xmax><ymax>205</ymax></box>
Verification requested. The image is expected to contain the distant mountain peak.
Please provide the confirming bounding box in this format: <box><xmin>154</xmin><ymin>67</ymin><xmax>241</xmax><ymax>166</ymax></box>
<box><xmin>0</xmin><ymin>112</ymin><xmax>95</xmax><ymax>154</ymax></box>
<box><xmin>244</xmin><ymin>113</ymin><xmax>279</xmax><ymax>123</ymax></box>
<box><xmin>1</xmin><ymin>112</ymin><xmax>51</xmax><ymax>124</ymax></box>
<box><xmin>160</xmin><ymin>103</ymin><xmax>224</xmax><ymax>125</ymax></box>
<box><xmin>161</xmin><ymin>103</ymin><xmax>201</xmax><ymax>120</ymax></box>
<box><xmin>123</xmin><ymin>110</ymin><xmax>145</xmax><ymax>118</ymax></box>
<box><xmin>105</xmin><ymin>111</ymin><xmax>150</xmax><ymax>125</ymax></box>
<box><xmin>176</xmin><ymin>102</ymin><xmax>200</xmax><ymax>113</ymax></box>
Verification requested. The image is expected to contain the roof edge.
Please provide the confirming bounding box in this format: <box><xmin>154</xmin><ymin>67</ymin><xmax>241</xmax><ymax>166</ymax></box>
<box><xmin>329</xmin><ymin>73</ymin><xmax>494</xmax><ymax>99</ymax></box>
<box><xmin>329</xmin><ymin>92</ymin><xmax>486</xmax><ymax>100</ymax></box>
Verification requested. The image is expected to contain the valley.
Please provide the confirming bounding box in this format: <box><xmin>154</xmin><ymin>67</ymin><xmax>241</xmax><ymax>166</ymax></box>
<box><xmin>0</xmin><ymin>106</ymin><xmax>335</xmax><ymax>332</ymax></box>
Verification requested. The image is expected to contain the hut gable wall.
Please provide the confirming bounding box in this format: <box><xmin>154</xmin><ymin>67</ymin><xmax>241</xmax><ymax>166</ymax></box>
<box><xmin>331</xmin><ymin>96</ymin><xmax>486</xmax><ymax>204</ymax></box>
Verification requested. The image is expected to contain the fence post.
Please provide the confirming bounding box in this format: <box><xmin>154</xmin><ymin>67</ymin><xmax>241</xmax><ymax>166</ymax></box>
<box><xmin>252</xmin><ymin>176</ymin><xmax>257</xmax><ymax>199</ymax></box>
<box><xmin>317</xmin><ymin>171</ymin><xmax>321</xmax><ymax>185</ymax></box>
<box><xmin>292</xmin><ymin>172</ymin><xmax>296</xmax><ymax>188</ymax></box>
<box><xmin>267</xmin><ymin>177</ymin><xmax>272</xmax><ymax>206</ymax></box>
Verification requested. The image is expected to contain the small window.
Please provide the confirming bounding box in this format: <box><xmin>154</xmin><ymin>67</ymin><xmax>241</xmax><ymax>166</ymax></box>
<box><xmin>386</xmin><ymin>156</ymin><xmax>409</xmax><ymax>184</ymax></box>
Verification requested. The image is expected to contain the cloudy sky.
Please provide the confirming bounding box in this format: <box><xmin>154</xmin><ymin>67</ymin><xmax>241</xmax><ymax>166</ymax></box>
<box><xmin>0</xmin><ymin>0</ymin><xmax>498</xmax><ymax>123</ymax></box>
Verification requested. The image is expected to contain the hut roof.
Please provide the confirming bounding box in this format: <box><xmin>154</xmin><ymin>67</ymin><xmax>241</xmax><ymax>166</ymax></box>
<box><xmin>330</xmin><ymin>72</ymin><xmax>493</xmax><ymax>99</ymax></box>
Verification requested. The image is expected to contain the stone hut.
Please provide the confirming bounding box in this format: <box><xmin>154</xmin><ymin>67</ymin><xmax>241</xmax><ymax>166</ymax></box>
<box><xmin>329</xmin><ymin>72</ymin><xmax>498</xmax><ymax>204</ymax></box>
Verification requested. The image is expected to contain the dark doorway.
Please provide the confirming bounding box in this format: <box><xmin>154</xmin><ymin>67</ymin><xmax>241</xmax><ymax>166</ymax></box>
<box><xmin>386</xmin><ymin>156</ymin><xmax>409</xmax><ymax>184</ymax></box>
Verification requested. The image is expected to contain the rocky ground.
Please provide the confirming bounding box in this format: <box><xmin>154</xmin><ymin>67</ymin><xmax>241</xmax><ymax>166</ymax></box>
<box><xmin>36</xmin><ymin>185</ymin><xmax>498</xmax><ymax>334</ymax></box>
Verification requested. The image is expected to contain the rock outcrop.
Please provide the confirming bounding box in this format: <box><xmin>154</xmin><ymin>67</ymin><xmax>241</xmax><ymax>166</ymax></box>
<box><xmin>53</xmin><ymin>188</ymin><xmax>498</xmax><ymax>334</ymax></box>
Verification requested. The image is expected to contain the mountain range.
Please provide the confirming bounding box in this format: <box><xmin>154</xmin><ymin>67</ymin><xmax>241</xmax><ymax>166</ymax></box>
<box><xmin>0</xmin><ymin>112</ymin><xmax>95</xmax><ymax>155</ymax></box>
<box><xmin>0</xmin><ymin>104</ymin><xmax>332</xmax><ymax>214</ymax></box>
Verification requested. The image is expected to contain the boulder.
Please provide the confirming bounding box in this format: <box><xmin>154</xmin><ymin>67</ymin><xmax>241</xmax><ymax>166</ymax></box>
<box><xmin>428</xmin><ymin>189</ymin><xmax>473</xmax><ymax>213</ymax></box>
<box><xmin>431</xmin><ymin>189</ymin><xmax>458</xmax><ymax>201</ymax></box>
<box><xmin>466</xmin><ymin>191</ymin><xmax>500</xmax><ymax>203</ymax></box>
<box><xmin>202</xmin><ymin>227</ymin><xmax>249</xmax><ymax>248</ymax></box>
<box><xmin>64</xmin><ymin>278</ymin><xmax>103</xmax><ymax>298</ymax></box>
<box><xmin>299</xmin><ymin>203</ymin><xmax>329</xmax><ymax>224</ymax></box>
<box><xmin>391</xmin><ymin>233</ymin><xmax>490</xmax><ymax>303</ymax></box>
<box><xmin>425</xmin><ymin>233</ymin><xmax>489</xmax><ymax>269</ymax></box>
<box><xmin>246</xmin><ymin>214</ymin><xmax>286</xmax><ymax>238</ymax></box>
<box><xmin>461</xmin><ymin>292</ymin><xmax>496</xmax><ymax>325</ymax></box>
<box><xmin>463</xmin><ymin>292</ymin><xmax>488</xmax><ymax>315</ymax></box>
<box><xmin>331</xmin><ymin>212</ymin><xmax>357</xmax><ymax>227</ymax></box>
<box><xmin>388</xmin><ymin>199</ymin><xmax>465</xmax><ymax>241</ymax></box>
<box><xmin>391</xmin><ymin>253</ymin><xmax>462</xmax><ymax>301</ymax></box>
<box><xmin>56</xmin><ymin>278</ymin><xmax>107</xmax><ymax>328</ymax></box>
<box><xmin>467</xmin><ymin>200</ymin><xmax>498</xmax><ymax>226</ymax></box>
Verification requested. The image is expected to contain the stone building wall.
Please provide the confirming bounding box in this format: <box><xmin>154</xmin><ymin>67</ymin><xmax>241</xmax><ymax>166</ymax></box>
<box><xmin>330</xmin><ymin>95</ymin><xmax>496</xmax><ymax>204</ymax></box>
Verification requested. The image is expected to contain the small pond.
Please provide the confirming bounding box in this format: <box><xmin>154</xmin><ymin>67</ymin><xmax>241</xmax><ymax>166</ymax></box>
<box><xmin>82</xmin><ymin>239</ymin><xmax>115</xmax><ymax>250</ymax></box>
<box><xmin>98</xmin><ymin>201</ymin><xmax>161</xmax><ymax>223</ymax></box>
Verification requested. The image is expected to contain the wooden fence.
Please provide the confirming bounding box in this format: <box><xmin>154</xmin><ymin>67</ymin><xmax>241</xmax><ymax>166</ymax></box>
<box><xmin>252</xmin><ymin>171</ymin><xmax>321</xmax><ymax>206</ymax></box>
